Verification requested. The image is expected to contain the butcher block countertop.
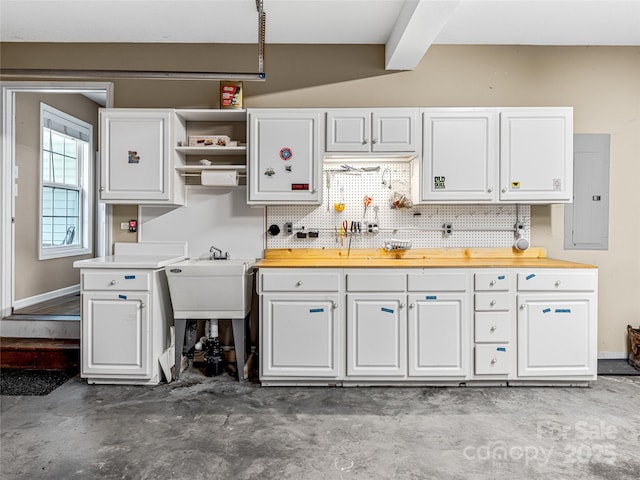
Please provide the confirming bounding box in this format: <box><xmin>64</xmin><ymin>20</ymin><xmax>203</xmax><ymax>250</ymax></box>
<box><xmin>255</xmin><ymin>248</ymin><xmax>596</xmax><ymax>269</ymax></box>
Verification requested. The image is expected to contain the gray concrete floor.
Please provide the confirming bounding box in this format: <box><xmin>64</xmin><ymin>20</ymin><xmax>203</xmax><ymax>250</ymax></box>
<box><xmin>1</xmin><ymin>371</ymin><xmax>639</xmax><ymax>480</ymax></box>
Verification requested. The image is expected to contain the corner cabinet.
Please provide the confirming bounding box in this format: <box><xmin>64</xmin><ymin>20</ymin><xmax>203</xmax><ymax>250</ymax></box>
<box><xmin>325</xmin><ymin>109</ymin><xmax>419</xmax><ymax>154</ymax></box>
<box><xmin>247</xmin><ymin>109</ymin><xmax>323</xmax><ymax>205</ymax></box>
<box><xmin>414</xmin><ymin>107</ymin><xmax>573</xmax><ymax>204</ymax></box>
<box><xmin>99</xmin><ymin>109</ymin><xmax>184</xmax><ymax>205</ymax></box>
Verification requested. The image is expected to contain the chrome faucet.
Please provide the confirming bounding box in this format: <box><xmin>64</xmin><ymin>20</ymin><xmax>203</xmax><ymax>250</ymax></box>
<box><xmin>209</xmin><ymin>245</ymin><xmax>229</xmax><ymax>260</ymax></box>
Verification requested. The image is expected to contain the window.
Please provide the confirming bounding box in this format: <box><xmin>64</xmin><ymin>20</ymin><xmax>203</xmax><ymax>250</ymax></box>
<box><xmin>39</xmin><ymin>103</ymin><xmax>93</xmax><ymax>259</ymax></box>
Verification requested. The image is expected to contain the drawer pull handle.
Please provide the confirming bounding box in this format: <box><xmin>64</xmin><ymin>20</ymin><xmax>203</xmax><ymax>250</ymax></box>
<box><xmin>490</xmin><ymin>325</ymin><xmax>497</xmax><ymax>332</ymax></box>
<box><xmin>520</xmin><ymin>304</ymin><xmax>526</xmax><ymax>310</ymax></box>
<box><xmin>555</xmin><ymin>280</ymin><xmax>561</xmax><ymax>287</ymax></box>
<box><xmin>489</xmin><ymin>280</ymin><xmax>496</xmax><ymax>286</ymax></box>
<box><xmin>490</xmin><ymin>300</ymin><xmax>496</xmax><ymax>306</ymax></box>
<box><xmin>110</xmin><ymin>280</ymin><xmax>117</xmax><ymax>286</ymax></box>
<box><xmin>399</xmin><ymin>303</ymin><xmax>405</xmax><ymax>309</ymax></box>
<box><xmin>332</xmin><ymin>302</ymin><xmax>338</xmax><ymax>309</ymax></box>
<box><xmin>409</xmin><ymin>303</ymin><xmax>415</xmax><ymax>309</ymax></box>
<box><xmin>296</xmin><ymin>281</ymin><xmax>303</xmax><ymax>287</ymax></box>
<box><xmin>488</xmin><ymin>187</ymin><xmax>493</xmax><ymax>193</ymax></box>
<box><xmin>140</xmin><ymin>302</ymin><xmax>145</xmax><ymax>309</ymax></box>
<box><xmin>491</xmin><ymin>357</ymin><xmax>498</xmax><ymax>364</ymax></box>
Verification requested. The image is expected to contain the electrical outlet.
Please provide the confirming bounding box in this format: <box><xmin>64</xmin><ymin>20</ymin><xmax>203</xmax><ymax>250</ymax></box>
<box><xmin>120</xmin><ymin>222</ymin><xmax>129</xmax><ymax>230</ymax></box>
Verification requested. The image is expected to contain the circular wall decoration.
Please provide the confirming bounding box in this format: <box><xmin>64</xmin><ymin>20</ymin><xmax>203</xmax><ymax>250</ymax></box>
<box><xmin>279</xmin><ymin>147</ymin><xmax>293</xmax><ymax>161</ymax></box>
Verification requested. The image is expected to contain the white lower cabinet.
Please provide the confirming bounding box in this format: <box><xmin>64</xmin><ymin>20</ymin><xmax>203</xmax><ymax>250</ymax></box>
<box><xmin>517</xmin><ymin>293</ymin><xmax>597</xmax><ymax>377</ymax></box>
<box><xmin>261</xmin><ymin>294</ymin><xmax>340</xmax><ymax>378</ymax></box>
<box><xmin>258</xmin><ymin>266</ymin><xmax>597</xmax><ymax>386</ymax></box>
<box><xmin>408</xmin><ymin>293</ymin><xmax>468</xmax><ymax>377</ymax></box>
<box><xmin>78</xmin><ymin>268</ymin><xmax>173</xmax><ymax>385</ymax></box>
<box><xmin>82</xmin><ymin>292</ymin><xmax>150</xmax><ymax>377</ymax></box>
<box><xmin>516</xmin><ymin>269</ymin><xmax>597</xmax><ymax>379</ymax></box>
<box><xmin>346</xmin><ymin>294</ymin><xmax>406</xmax><ymax>377</ymax></box>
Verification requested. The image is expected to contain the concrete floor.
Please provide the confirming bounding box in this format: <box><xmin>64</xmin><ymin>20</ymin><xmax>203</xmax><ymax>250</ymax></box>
<box><xmin>1</xmin><ymin>371</ymin><xmax>639</xmax><ymax>480</ymax></box>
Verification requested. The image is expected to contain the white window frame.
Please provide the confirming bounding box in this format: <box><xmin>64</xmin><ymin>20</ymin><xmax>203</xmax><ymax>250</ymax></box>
<box><xmin>39</xmin><ymin>103</ymin><xmax>93</xmax><ymax>260</ymax></box>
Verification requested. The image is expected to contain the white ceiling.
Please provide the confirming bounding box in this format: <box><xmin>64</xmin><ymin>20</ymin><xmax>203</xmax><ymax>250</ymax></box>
<box><xmin>2</xmin><ymin>0</ymin><xmax>639</xmax><ymax>70</ymax></box>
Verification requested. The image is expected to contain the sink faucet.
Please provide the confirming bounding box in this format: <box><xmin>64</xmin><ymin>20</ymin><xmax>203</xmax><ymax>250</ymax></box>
<box><xmin>209</xmin><ymin>245</ymin><xmax>229</xmax><ymax>260</ymax></box>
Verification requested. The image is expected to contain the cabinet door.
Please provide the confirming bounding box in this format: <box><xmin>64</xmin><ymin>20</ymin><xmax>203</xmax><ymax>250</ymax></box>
<box><xmin>261</xmin><ymin>295</ymin><xmax>340</xmax><ymax>378</ymax></box>
<box><xmin>421</xmin><ymin>109</ymin><xmax>497</xmax><ymax>202</ymax></box>
<box><xmin>500</xmin><ymin>108</ymin><xmax>573</xmax><ymax>202</ymax></box>
<box><xmin>81</xmin><ymin>292</ymin><xmax>150</xmax><ymax>377</ymax></box>
<box><xmin>408</xmin><ymin>293</ymin><xmax>469</xmax><ymax>377</ymax></box>
<box><xmin>100</xmin><ymin>109</ymin><xmax>172</xmax><ymax>202</ymax></box>
<box><xmin>248</xmin><ymin>110</ymin><xmax>322</xmax><ymax>204</ymax></box>
<box><xmin>517</xmin><ymin>293</ymin><xmax>596</xmax><ymax>377</ymax></box>
<box><xmin>347</xmin><ymin>294</ymin><xmax>406</xmax><ymax>377</ymax></box>
<box><xmin>371</xmin><ymin>109</ymin><xmax>418</xmax><ymax>152</ymax></box>
<box><xmin>325</xmin><ymin>110</ymin><xmax>370</xmax><ymax>152</ymax></box>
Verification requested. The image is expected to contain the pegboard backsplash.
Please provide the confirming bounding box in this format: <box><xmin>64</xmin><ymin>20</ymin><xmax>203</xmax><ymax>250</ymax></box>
<box><xmin>266</xmin><ymin>162</ymin><xmax>530</xmax><ymax>250</ymax></box>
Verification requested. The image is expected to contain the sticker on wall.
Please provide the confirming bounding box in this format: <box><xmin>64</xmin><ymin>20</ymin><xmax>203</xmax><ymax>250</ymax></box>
<box><xmin>381</xmin><ymin>307</ymin><xmax>395</xmax><ymax>314</ymax></box>
<box><xmin>434</xmin><ymin>176</ymin><xmax>446</xmax><ymax>190</ymax></box>
<box><xmin>264</xmin><ymin>167</ymin><xmax>275</xmax><ymax>177</ymax></box>
<box><xmin>285</xmin><ymin>165</ymin><xmax>293</xmax><ymax>173</ymax></box>
<box><xmin>553</xmin><ymin>179</ymin><xmax>562</xmax><ymax>190</ymax></box>
<box><xmin>291</xmin><ymin>183</ymin><xmax>309</xmax><ymax>191</ymax></box>
<box><xmin>511</xmin><ymin>181</ymin><xmax>521</xmax><ymax>189</ymax></box>
<box><xmin>279</xmin><ymin>147</ymin><xmax>293</xmax><ymax>161</ymax></box>
<box><xmin>128</xmin><ymin>151</ymin><xmax>140</xmax><ymax>164</ymax></box>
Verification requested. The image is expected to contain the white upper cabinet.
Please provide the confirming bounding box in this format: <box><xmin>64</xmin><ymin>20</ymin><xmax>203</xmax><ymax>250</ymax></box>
<box><xmin>414</xmin><ymin>106</ymin><xmax>573</xmax><ymax>204</ymax></box>
<box><xmin>325</xmin><ymin>109</ymin><xmax>419</xmax><ymax>153</ymax></box>
<box><xmin>247</xmin><ymin>109</ymin><xmax>323</xmax><ymax>205</ymax></box>
<box><xmin>420</xmin><ymin>109</ymin><xmax>498</xmax><ymax>202</ymax></box>
<box><xmin>499</xmin><ymin>107</ymin><xmax>573</xmax><ymax>203</ymax></box>
<box><xmin>99</xmin><ymin>109</ymin><xmax>184</xmax><ymax>205</ymax></box>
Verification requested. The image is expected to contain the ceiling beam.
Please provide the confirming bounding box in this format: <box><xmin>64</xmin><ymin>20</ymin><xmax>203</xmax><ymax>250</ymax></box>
<box><xmin>385</xmin><ymin>0</ymin><xmax>461</xmax><ymax>71</ymax></box>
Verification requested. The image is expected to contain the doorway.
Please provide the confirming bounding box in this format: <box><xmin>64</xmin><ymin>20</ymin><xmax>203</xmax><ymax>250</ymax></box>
<box><xmin>0</xmin><ymin>82</ymin><xmax>113</xmax><ymax>332</ymax></box>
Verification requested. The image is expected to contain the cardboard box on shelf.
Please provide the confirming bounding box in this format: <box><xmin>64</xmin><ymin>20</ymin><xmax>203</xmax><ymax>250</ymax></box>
<box><xmin>188</xmin><ymin>135</ymin><xmax>231</xmax><ymax>147</ymax></box>
<box><xmin>220</xmin><ymin>81</ymin><xmax>243</xmax><ymax>109</ymax></box>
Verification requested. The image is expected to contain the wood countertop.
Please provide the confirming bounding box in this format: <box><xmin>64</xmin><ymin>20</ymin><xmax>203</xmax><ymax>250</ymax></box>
<box><xmin>255</xmin><ymin>248</ymin><xmax>596</xmax><ymax>269</ymax></box>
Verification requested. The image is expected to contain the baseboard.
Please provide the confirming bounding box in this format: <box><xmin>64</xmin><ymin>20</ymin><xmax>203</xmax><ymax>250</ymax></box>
<box><xmin>13</xmin><ymin>284</ymin><xmax>80</xmax><ymax>311</ymax></box>
<box><xmin>598</xmin><ymin>352</ymin><xmax>628</xmax><ymax>360</ymax></box>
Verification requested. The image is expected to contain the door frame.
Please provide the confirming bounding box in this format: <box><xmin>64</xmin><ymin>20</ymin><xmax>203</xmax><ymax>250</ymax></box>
<box><xmin>0</xmin><ymin>81</ymin><xmax>114</xmax><ymax>317</ymax></box>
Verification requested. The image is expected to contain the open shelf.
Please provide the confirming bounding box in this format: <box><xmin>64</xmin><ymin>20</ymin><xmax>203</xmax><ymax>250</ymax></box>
<box><xmin>175</xmin><ymin>145</ymin><xmax>246</xmax><ymax>156</ymax></box>
<box><xmin>175</xmin><ymin>165</ymin><xmax>246</xmax><ymax>173</ymax></box>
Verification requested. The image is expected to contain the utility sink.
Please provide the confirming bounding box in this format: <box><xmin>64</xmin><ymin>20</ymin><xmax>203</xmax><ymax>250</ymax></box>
<box><xmin>165</xmin><ymin>258</ymin><xmax>256</xmax><ymax>319</ymax></box>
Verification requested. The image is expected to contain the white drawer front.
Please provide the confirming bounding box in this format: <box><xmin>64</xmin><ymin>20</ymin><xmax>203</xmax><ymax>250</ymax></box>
<box><xmin>475</xmin><ymin>345</ymin><xmax>511</xmax><ymax>375</ymax></box>
<box><xmin>474</xmin><ymin>273</ymin><xmax>510</xmax><ymax>291</ymax></box>
<box><xmin>517</xmin><ymin>271</ymin><xmax>596</xmax><ymax>291</ymax></box>
<box><xmin>474</xmin><ymin>312</ymin><xmax>511</xmax><ymax>343</ymax></box>
<box><xmin>346</xmin><ymin>273</ymin><xmax>405</xmax><ymax>292</ymax></box>
<box><xmin>475</xmin><ymin>292</ymin><xmax>511</xmax><ymax>311</ymax></box>
<box><xmin>408</xmin><ymin>272</ymin><xmax>467</xmax><ymax>292</ymax></box>
<box><xmin>82</xmin><ymin>270</ymin><xmax>151</xmax><ymax>291</ymax></box>
<box><xmin>261</xmin><ymin>271</ymin><xmax>340</xmax><ymax>292</ymax></box>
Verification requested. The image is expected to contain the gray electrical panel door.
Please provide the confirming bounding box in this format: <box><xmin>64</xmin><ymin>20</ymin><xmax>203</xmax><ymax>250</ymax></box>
<box><xmin>564</xmin><ymin>134</ymin><xmax>610</xmax><ymax>250</ymax></box>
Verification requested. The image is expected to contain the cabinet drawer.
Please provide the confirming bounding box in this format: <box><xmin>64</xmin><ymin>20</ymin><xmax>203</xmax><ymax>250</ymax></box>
<box><xmin>517</xmin><ymin>271</ymin><xmax>596</xmax><ymax>291</ymax></box>
<box><xmin>346</xmin><ymin>273</ymin><xmax>405</xmax><ymax>292</ymax></box>
<box><xmin>408</xmin><ymin>272</ymin><xmax>467</xmax><ymax>292</ymax></box>
<box><xmin>475</xmin><ymin>292</ymin><xmax>511</xmax><ymax>311</ymax></box>
<box><xmin>474</xmin><ymin>273</ymin><xmax>510</xmax><ymax>291</ymax></box>
<box><xmin>82</xmin><ymin>270</ymin><xmax>151</xmax><ymax>291</ymax></box>
<box><xmin>261</xmin><ymin>271</ymin><xmax>340</xmax><ymax>292</ymax></box>
<box><xmin>475</xmin><ymin>312</ymin><xmax>511</xmax><ymax>343</ymax></box>
<box><xmin>475</xmin><ymin>345</ymin><xmax>511</xmax><ymax>375</ymax></box>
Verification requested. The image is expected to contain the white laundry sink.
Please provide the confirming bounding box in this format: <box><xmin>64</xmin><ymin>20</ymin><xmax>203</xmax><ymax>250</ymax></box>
<box><xmin>165</xmin><ymin>258</ymin><xmax>256</xmax><ymax>319</ymax></box>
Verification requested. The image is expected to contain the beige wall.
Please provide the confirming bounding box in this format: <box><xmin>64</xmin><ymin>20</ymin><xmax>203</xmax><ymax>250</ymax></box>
<box><xmin>2</xmin><ymin>43</ymin><xmax>638</xmax><ymax>353</ymax></box>
<box><xmin>14</xmin><ymin>92</ymin><xmax>99</xmax><ymax>300</ymax></box>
